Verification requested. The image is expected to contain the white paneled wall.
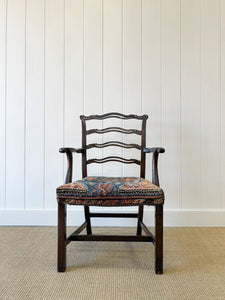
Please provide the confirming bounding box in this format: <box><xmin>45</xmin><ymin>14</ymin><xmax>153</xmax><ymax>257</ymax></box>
<box><xmin>0</xmin><ymin>0</ymin><xmax>225</xmax><ymax>226</ymax></box>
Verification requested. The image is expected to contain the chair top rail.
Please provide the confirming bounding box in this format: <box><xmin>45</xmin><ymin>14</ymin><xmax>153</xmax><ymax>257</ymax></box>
<box><xmin>86</xmin><ymin>141</ymin><xmax>141</xmax><ymax>150</ymax></box>
<box><xmin>86</xmin><ymin>127</ymin><xmax>142</xmax><ymax>135</ymax></box>
<box><xmin>80</xmin><ymin>112</ymin><xmax>148</xmax><ymax>121</ymax></box>
<box><xmin>86</xmin><ymin>156</ymin><xmax>141</xmax><ymax>165</ymax></box>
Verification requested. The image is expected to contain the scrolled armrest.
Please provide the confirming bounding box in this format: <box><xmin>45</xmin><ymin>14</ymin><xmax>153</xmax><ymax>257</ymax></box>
<box><xmin>144</xmin><ymin>147</ymin><xmax>165</xmax><ymax>186</ymax></box>
<box><xmin>59</xmin><ymin>147</ymin><xmax>84</xmax><ymax>154</ymax></box>
<box><xmin>59</xmin><ymin>147</ymin><xmax>84</xmax><ymax>184</ymax></box>
<box><xmin>143</xmin><ymin>147</ymin><xmax>165</xmax><ymax>154</ymax></box>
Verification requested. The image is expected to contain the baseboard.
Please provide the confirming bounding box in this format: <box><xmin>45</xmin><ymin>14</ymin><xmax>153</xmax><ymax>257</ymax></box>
<box><xmin>0</xmin><ymin>208</ymin><xmax>225</xmax><ymax>227</ymax></box>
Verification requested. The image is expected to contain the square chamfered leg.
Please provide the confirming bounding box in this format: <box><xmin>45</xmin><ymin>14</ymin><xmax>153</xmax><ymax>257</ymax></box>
<box><xmin>58</xmin><ymin>202</ymin><xmax>67</xmax><ymax>272</ymax></box>
<box><xmin>136</xmin><ymin>205</ymin><xmax>143</xmax><ymax>235</ymax></box>
<box><xmin>155</xmin><ymin>204</ymin><xmax>163</xmax><ymax>274</ymax></box>
<box><xmin>84</xmin><ymin>205</ymin><xmax>92</xmax><ymax>235</ymax></box>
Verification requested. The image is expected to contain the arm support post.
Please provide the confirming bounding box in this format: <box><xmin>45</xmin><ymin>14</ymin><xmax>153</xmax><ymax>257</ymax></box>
<box><xmin>59</xmin><ymin>147</ymin><xmax>84</xmax><ymax>184</ymax></box>
<box><xmin>143</xmin><ymin>147</ymin><xmax>165</xmax><ymax>186</ymax></box>
<box><xmin>58</xmin><ymin>147</ymin><xmax>84</xmax><ymax>272</ymax></box>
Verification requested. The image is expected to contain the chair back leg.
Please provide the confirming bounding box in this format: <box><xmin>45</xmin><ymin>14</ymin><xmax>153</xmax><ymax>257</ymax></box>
<box><xmin>84</xmin><ymin>205</ymin><xmax>92</xmax><ymax>235</ymax></box>
<box><xmin>155</xmin><ymin>204</ymin><xmax>163</xmax><ymax>274</ymax></box>
<box><xmin>58</xmin><ymin>202</ymin><xmax>67</xmax><ymax>272</ymax></box>
<box><xmin>136</xmin><ymin>205</ymin><xmax>144</xmax><ymax>235</ymax></box>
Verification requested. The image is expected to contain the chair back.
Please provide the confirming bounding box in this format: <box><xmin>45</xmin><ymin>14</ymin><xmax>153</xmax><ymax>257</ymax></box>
<box><xmin>80</xmin><ymin>112</ymin><xmax>148</xmax><ymax>178</ymax></box>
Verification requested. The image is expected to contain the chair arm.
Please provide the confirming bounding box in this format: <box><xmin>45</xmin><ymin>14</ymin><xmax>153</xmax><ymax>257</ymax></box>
<box><xmin>59</xmin><ymin>147</ymin><xmax>84</xmax><ymax>184</ymax></box>
<box><xmin>143</xmin><ymin>147</ymin><xmax>165</xmax><ymax>154</ymax></box>
<box><xmin>143</xmin><ymin>147</ymin><xmax>165</xmax><ymax>186</ymax></box>
<box><xmin>59</xmin><ymin>147</ymin><xmax>84</xmax><ymax>154</ymax></box>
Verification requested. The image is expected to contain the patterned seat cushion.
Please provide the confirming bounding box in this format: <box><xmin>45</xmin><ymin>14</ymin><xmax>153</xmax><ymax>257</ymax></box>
<box><xmin>57</xmin><ymin>177</ymin><xmax>164</xmax><ymax>206</ymax></box>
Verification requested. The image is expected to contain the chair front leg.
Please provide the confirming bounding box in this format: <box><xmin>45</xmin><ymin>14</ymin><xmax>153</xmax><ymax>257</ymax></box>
<box><xmin>155</xmin><ymin>204</ymin><xmax>163</xmax><ymax>274</ymax></box>
<box><xmin>58</xmin><ymin>202</ymin><xmax>67</xmax><ymax>272</ymax></box>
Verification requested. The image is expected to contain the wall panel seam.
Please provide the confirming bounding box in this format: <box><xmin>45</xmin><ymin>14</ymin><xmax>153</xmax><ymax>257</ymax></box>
<box><xmin>160</xmin><ymin>0</ymin><xmax>164</xmax><ymax>184</ymax></box>
<box><xmin>180</xmin><ymin>0</ymin><xmax>182</xmax><ymax>209</ymax></box>
<box><xmin>220</xmin><ymin>0</ymin><xmax>223</xmax><ymax>209</ymax></box>
<box><xmin>122</xmin><ymin>0</ymin><xmax>124</xmax><ymax>176</ymax></box>
<box><xmin>141</xmin><ymin>0</ymin><xmax>142</xmax><ymax>115</ymax></box>
<box><xmin>43</xmin><ymin>0</ymin><xmax>46</xmax><ymax>209</ymax></box>
<box><xmin>160</xmin><ymin>0</ymin><xmax>163</xmax><ymax>180</ymax></box>
<box><xmin>82</xmin><ymin>0</ymin><xmax>84</xmax><ymax>115</ymax></box>
<box><xmin>4</xmin><ymin>0</ymin><xmax>8</xmax><ymax>208</ymax></box>
<box><xmin>63</xmin><ymin>0</ymin><xmax>65</xmax><ymax>182</ymax></box>
<box><xmin>200</xmin><ymin>0</ymin><xmax>203</xmax><ymax>209</ymax></box>
<box><xmin>24</xmin><ymin>0</ymin><xmax>27</xmax><ymax>209</ymax></box>
<box><xmin>101</xmin><ymin>0</ymin><xmax>103</xmax><ymax>176</ymax></box>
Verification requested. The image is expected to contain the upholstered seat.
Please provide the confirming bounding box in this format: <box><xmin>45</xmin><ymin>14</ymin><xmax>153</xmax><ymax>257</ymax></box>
<box><xmin>57</xmin><ymin>176</ymin><xmax>164</xmax><ymax>206</ymax></box>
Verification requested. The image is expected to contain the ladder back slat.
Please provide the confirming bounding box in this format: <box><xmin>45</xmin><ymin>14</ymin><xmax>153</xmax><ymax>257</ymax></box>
<box><xmin>86</xmin><ymin>156</ymin><xmax>141</xmax><ymax>165</ymax></box>
<box><xmin>86</xmin><ymin>141</ymin><xmax>141</xmax><ymax>150</ymax></box>
<box><xmin>86</xmin><ymin>127</ymin><xmax>142</xmax><ymax>135</ymax></box>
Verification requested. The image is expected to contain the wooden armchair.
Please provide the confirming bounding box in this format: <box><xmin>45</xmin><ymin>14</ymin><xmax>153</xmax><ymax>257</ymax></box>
<box><xmin>56</xmin><ymin>113</ymin><xmax>165</xmax><ymax>274</ymax></box>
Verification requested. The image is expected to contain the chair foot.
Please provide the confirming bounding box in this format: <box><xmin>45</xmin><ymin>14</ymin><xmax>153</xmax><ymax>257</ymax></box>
<box><xmin>155</xmin><ymin>205</ymin><xmax>163</xmax><ymax>274</ymax></box>
<box><xmin>58</xmin><ymin>265</ymin><xmax>66</xmax><ymax>273</ymax></box>
<box><xmin>58</xmin><ymin>202</ymin><xmax>67</xmax><ymax>272</ymax></box>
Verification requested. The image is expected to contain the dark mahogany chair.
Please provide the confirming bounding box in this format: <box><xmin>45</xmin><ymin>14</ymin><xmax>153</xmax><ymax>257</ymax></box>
<box><xmin>56</xmin><ymin>113</ymin><xmax>165</xmax><ymax>274</ymax></box>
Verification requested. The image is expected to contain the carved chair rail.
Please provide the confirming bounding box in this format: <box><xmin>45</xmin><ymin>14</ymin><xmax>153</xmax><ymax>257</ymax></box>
<box><xmin>80</xmin><ymin>112</ymin><xmax>148</xmax><ymax>120</ymax></box>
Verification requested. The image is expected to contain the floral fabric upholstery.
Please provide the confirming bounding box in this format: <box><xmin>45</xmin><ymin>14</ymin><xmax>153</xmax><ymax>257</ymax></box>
<box><xmin>57</xmin><ymin>177</ymin><xmax>164</xmax><ymax>206</ymax></box>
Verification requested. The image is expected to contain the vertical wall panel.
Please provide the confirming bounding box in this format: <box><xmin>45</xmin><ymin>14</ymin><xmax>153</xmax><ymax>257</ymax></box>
<box><xmin>0</xmin><ymin>0</ymin><xmax>6</xmax><ymax>208</ymax></box>
<box><xmin>84</xmin><ymin>0</ymin><xmax>103</xmax><ymax>177</ymax></box>
<box><xmin>6</xmin><ymin>0</ymin><xmax>25</xmax><ymax>209</ymax></box>
<box><xmin>201</xmin><ymin>0</ymin><xmax>221</xmax><ymax>209</ymax></box>
<box><xmin>123</xmin><ymin>0</ymin><xmax>142</xmax><ymax>177</ymax></box>
<box><xmin>25</xmin><ymin>0</ymin><xmax>45</xmax><ymax>209</ymax></box>
<box><xmin>181</xmin><ymin>0</ymin><xmax>201</xmax><ymax>209</ymax></box>
<box><xmin>161</xmin><ymin>0</ymin><xmax>181</xmax><ymax>209</ymax></box>
<box><xmin>142</xmin><ymin>0</ymin><xmax>161</xmax><ymax>180</ymax></box>
<box><xmin>65</xmin><ymin>0</ymin><xmax>83</xmax><ymax>181</ymax></box>
<box><xmin>102</xmin><ymin>0</ymin><xmax>123</xmax><ymax>177</ymax></box>
<box><xmin>45</xmin><ymin>0</ymin><xmax>64</xmax><ymax>209</ymax></box>
<box><xmin>222</xmin><ymin>0</ymin><xmax>225</xmax><ymax>209</ymax></box>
